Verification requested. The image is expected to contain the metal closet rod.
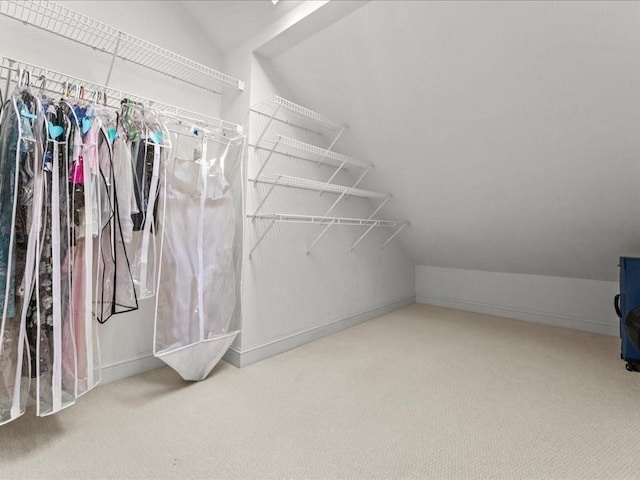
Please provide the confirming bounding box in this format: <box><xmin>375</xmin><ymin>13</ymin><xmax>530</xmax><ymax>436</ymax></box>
<box><xmin>0</xmin><ymin>57</ymin><xmax>242</xmax><ymax>135</ymax></box>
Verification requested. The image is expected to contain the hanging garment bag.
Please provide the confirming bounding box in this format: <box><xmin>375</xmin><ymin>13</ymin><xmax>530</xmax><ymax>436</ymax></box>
<box><xmin>93</xmin><ymin>121</ymin><xmax>138</xmax><ymax>321</ymax></box>
<box><xmin>154</xmin><ymin>130</ymin><xmax>243</xmax><ymax>381</ymax></box>
<box><xmin>0</xmin><ymin>89</ymin><xmax>40</xmax><ymax>425</ymax></box>
<box><xmin>615</xmin><ymin>256</ymin><xmax>640</xmax><ymax>371</ymax></box>
<box><xmin>33</xmin><ymin>103</ymin><xmax>78</xmax><ymax>416</ymax></box>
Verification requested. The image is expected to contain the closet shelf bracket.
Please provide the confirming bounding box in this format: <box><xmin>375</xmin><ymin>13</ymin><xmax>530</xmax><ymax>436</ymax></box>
<box><xmin>316</xmin><ymin>126</ymin><xmax>345</xmax><ymax>169</ymax></box>
<box><xmin>254</xmin><ymin>104</ymin><xmax>281</xmax><ymax>152</ymax></box>
<box><xmin>248</xmin><ymin>220</ymin><xmax>276</xmax><ymax>259</ymax></box>
<box><xmin>322</xmin><ymin>166</ymin><xmax>374</xmax><ymax>219</ymax></box>
<box><xmin>252</xmin><ymin>138</ymin><xmax>281</xmax><ymax>185</ymax></box>
<box><xmin>306</xmin><ymin>220</ymin><xmax>336</xmax><ymax>255</ymax></box>
<box><xmin>382</xmin><ymin>223</ymin><xmax>409</xmax><ymax>250</ymax></box>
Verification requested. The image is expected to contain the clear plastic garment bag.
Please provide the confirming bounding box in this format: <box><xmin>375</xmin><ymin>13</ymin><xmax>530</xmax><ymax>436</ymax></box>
<box><xmin>0</xmin><ymin>82</ymin><xmax>111</xmax><ymax>424</ymax></box>
<box><xmin>0</xmin><ymin>86</ymin><xmax>40</xmax><ymax>425</ymax></box>
<box><xmin>126</xmin><ymin>103</ymin><xmax>170</xmax><ymax>300</ymax></box>
<box><xmin>154</xmin><ymin>127</ymin><xmax>244</xmax><ymax>381</ymax></box>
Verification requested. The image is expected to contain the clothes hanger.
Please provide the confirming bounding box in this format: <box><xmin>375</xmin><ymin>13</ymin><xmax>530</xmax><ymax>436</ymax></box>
<box><xmin>120</xmin><ymin>98</ymin><xmax>139</xmax><ymax>141</ymax></box>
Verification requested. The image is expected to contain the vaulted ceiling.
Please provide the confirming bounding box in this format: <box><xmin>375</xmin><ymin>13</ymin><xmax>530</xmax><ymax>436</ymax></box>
<box><xmin>261</xmin><ymin>0</ymin><xmax>640</xmax><ymax>282</ymax></box>
<box><xmin>175</xmin><ymin>0</ymin><xmax>640</xmax><ymax>282</ymax></box>
<box><xmin>179</xmin><ymin>0</ymin><xmax>304</xmax><ymax>54</ymax></box>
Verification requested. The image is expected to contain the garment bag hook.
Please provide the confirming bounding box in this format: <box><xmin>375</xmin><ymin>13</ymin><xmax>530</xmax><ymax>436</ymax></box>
<box><xmin>38</xmin><ymin>74</ymin><xmax>47</xmax><ymax>95</ymax></box>
<box><xmin>17</xmin><ymin>68</ymin><xmax>30</xmax><ymax>88</ymax></box>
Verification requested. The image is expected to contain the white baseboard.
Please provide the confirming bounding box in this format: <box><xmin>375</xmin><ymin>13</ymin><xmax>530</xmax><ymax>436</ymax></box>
<box><xmin>100</xmin><ymin>352</ymin><xmax>165</xmax><ymax>384</ymax></box>
<box><xmin>417</xmin><ymin>294</ymin><xmax>618</xmax><ymax>336</ymax></box>
<box><xmin>224</xmin><ymin>296</ymin><xmax>416</xmax><ymax>368</ymax></box>
<box><xmin>416</xmin><ymin>266</ymin><xmax>619</xmax><ymax>337</ymax></box>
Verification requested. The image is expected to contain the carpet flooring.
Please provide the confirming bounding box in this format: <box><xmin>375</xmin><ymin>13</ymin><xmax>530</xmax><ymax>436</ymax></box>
<box><xmin>1</xmin><ymin>303</ymin><xmax>639</xmax><ymax>479</ymax></box>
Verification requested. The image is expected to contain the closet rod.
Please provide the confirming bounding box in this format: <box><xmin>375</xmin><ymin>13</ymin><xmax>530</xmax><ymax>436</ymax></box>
<box><xmin>0</xmin><ymin>57</ymin><xmax>242</xmax><ymax>135</ymax></box>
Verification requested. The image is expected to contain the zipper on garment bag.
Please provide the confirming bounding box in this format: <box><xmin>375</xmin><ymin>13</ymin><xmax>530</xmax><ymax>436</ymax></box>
<box><xmin>139</xmin><ymin>142</ymin><xmax>162</xmax><ymax>297</ymax></box>
<box><xmin>50</xmin><ymin>138</ymin><xmax>63</xmax><ymax>412</ymax></box>
<box><xmin>197</xmin><ymin>137</ymin><xmax>208</xmax><ymax>342</ymax></box>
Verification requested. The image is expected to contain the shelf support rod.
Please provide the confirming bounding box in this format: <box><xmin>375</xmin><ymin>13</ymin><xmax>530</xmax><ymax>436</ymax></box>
<box><xmin>104</xmin><ymin>32</ymin><xmax>122</xmax><ymax>87</ymax></box>
<box><xmin>251</xmin><ymin>176</ymin><xmax>280</xmax><ymax>220</ymax></box>
<box><xmin>3</xmin><ymin>60</ymin><xmax>14</xmax><ymax>103</ymax></box>
<box><xmin>319</xmin><ymin>158</ymin><xmax>348</xmax><ymax>197</ymax></box>
<box><xmin>367</xmin><ymin>197</ymin><xmax>390</xmax><ymax>220</ymax></box>
<box><xmin>322</xmin><ymin>166</ymin><xmax>371</xmax><ymax>217</ymax></box>
<box><xmin>254</xmin><ymin>105</ymin><xmax>280</xmax><ymax>151</ymax></box>
<box><xmin>316</xmin><ymin>126</ymin><xmax>345</xmax><ymax>168</ymax></box>
<box><xmin>350</xmin><ymin>222</ymin><xmax>379</xmax><ymax>251</ymax></box>
<box><xmin>323</xmin><ymin>192</ymin><xmax>347</xmax><ymax>216</ymax></box>
<box><xmin>381</xmin><ymin>223</ymin><xmax>408</xmax><ymax>249</ymax></box>
<box><xmin>249</xmin><ymin>220</ymin><xmax>276</xmax><ymax>259</ymax></box>
<box><xmin>306</xmin><ymin>219</ymin><xmax>336</xmax><ymax>255</ymax></box>
<box><xmin>350</xmin><ymin>197</ymin><xmax>390</xmax><ymax>251</ymax></box>
<box><xmin>252</xmin><ymin>139</ymin><xmax>280</xmax><ymax>185</ymax></box>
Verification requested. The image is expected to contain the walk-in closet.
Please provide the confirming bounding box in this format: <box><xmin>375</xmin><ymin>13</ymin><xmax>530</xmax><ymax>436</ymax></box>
<box><xmin>0</xmin><ymin>1</ymin><xmax>639</xmax><ymax>479</ymax></box>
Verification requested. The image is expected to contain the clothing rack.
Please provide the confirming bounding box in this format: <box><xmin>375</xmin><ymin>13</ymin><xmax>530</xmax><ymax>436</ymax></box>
<box><xmin>0</xmin><ymin>0</ymin><xmax>244</xmax><ymax>94</ymax></box>
<box><xmin>0</xmin><ymin>57</ymin><xmax>243</xmax><ymax>136</ymax></box>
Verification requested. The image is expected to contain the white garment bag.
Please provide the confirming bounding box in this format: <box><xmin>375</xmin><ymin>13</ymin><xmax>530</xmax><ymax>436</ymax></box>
<box><xmin>0</xmin><ymin>88</ymin><xmax>39</xmax><ymax>425</ymax></box>
<box><xmin>154</xmin><ymin>129</ymin><xmax>244</xmax><ymax>381</ymax></box>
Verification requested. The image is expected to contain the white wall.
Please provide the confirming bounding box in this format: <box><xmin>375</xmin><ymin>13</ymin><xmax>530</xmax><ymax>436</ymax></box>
<box><xmin>0</xmin><ymin>1</ymin><xmax>226</xmax><ymax>382</ymax></box>
<box><xmin>267</xmin><ymin>1</ymin><xmax>640</xmax><ymax>283</ymax></box>
<box><xmin>2</xmin><ymin>0</ymin><xmax>413</xmax><ymax>380</ymax></box>
<box><xmin>416</xmin><ymin>265</ymin><xmax>619</xmax><ymax>336</ymax></box>
<box><xmin>221</xmin><ymin>1</ymin><xmax>415</xmax><ymax>366</ymax></box>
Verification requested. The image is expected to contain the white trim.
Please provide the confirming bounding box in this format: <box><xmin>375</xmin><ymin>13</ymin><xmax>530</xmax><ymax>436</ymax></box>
<box><xmin>223</xmin><ymin>296</ymin><xmax>416</xmax><ymax>367</ymax></box>
<box><xmin>100</xmin><ymin>352</ymin><xmax>164</xmax><ymax>384</ymax></box>
<box><xmin>100</xmin><ymin>297</ymin><xmax>416</xmax><ymax>380</ymax></box>
<box><xmin>416</xmin><ymin>294</ymin><xmax>618</xmax><ymax>337</ymax></box>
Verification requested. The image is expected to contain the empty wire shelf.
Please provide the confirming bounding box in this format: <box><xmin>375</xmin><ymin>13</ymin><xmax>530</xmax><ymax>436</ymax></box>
<box><xmin>251</xmin><ymin>95</ymin><xmax>344</xmax><ymax>135</ymax></box>
<box><xmin>252</xmin><ymin>135</ymin><xmax>371</xmax><ymax>169</ymax></box>
<box><xmin>250</xmin><ymin>174</ymin><xmax>388</xmax><ymax>199</ymax></box>
<box><xmin>251</xmin><ymin>213</ymin><xmax>407</xmax><ymax>228</ymax></box>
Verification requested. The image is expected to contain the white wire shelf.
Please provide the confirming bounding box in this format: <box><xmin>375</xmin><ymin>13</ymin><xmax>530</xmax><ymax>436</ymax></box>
<box><xmin>250</xmin><ymin>174</ymin><xmax>389</xmax><ymax>199</ymax></box>
<box><xmin>252</xmin><ymin>135</ymin><xmax>371</xmax><ymax>169</ymax></box>
<box><xmin>0</xmin><ymin>0</ymin><xmax>244</xmax><ymax>94</ymax></box>
<box><xmin>251</xmin><ymin>214</ymin><xmax>408</xmax><ymax>228</ymax></box>
<box><xmin>247</xmin><ymin>213</ymin><xmax>409</xmax><ymax>257</ymax></box>
<box><xmin>0</xmin><ymin>57</ymin><xmax>243</xmax><ymax>135</ymax></box>
<box><xmin>251</xmin><ymin>95</ymin><xmax>344</xmax><ymax>135</ymax></box>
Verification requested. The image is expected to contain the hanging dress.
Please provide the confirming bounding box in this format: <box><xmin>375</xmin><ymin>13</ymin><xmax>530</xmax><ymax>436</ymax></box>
<box><xmin>154</xmin><ymin>129</ymin><xmax>244</xmax><ymax>381</ymax></box>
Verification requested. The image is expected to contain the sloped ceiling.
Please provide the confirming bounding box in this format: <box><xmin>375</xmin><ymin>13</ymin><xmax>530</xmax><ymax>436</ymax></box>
<box><xmin>179</xmin><ymin>0</ymin><xmax>303</xmax><ymax>54</ymax></box>
<box><xmin>265</xmin><ymin>0</ymin><xmax>640</xmax><ymax>282</ymax></box>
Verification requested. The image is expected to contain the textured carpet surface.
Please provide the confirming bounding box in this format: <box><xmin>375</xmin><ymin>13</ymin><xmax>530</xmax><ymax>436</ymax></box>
<box><xmin>1</xmin><ymin>303</ymin><xmax>639</xmax><ymax>479</ymax></box>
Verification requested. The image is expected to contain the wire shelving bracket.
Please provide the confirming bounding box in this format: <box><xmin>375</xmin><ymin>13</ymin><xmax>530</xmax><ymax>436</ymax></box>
<box><xmin>0</xmin><ymin>0</ymin><xmax>244</xmax><ymax>94</ymax></box>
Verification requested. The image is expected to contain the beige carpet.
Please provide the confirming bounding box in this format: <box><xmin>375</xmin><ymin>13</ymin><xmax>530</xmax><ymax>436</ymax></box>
<box><xmin>1</xmin><ymin>303</ymin><xmax>640</xmax><ymax>479</ymax></box>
